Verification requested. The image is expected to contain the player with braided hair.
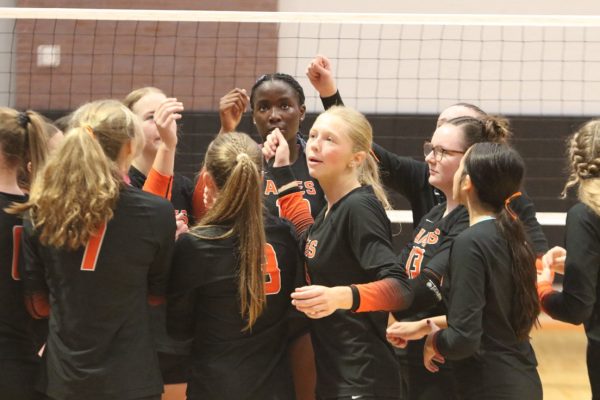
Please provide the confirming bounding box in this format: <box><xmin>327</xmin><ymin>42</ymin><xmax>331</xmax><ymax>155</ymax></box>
<box><xmin>538</xmin><ymin>119</ymin><xmax>600</xmax><ymax>399</ymax></box>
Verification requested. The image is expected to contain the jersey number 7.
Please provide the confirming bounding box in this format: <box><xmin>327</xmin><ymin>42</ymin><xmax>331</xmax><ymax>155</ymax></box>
<box><xmin>80</xmin><ymin>223</ymin><xmax>108</xmax><ymax>271</ymax></box>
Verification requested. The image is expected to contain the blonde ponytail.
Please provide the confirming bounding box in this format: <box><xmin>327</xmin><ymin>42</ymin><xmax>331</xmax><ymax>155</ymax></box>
<box><xmin>11</xmin><ymin>100</ymin><xmax>142</xmax><ymax>249</ymax></box>
<box><xmin>191</xmin><ymin>133</ymin><xmax>266</xmax><ymax>331</ymax></box>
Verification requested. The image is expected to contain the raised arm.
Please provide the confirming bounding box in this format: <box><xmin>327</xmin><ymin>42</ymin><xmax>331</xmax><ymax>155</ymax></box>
<box><xmin>219</xmin><ymin>88</ymin><xmax>249</xmax><ymax>134</ymax></box>
<box><xmin>142</xmin><ymin>97</ymin><xmax>183</xmax><ymax>198</ymax></box>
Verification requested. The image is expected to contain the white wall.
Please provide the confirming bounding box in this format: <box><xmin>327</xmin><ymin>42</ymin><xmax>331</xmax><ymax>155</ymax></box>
<box><xmin>278</xmin><ymin>0</ymin><xmax>600</xmax><ymax>115</ymax></box>
<box><xmin>0</xmin><ymin>0</ymin><xmax>16</xmax><ymax>107</ymax></box>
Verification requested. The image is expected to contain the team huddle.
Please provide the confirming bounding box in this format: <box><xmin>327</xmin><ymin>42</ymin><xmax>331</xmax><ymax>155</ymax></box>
<box><xmin>0</xmin><ymin>55</ymin><xmax>598</xmax><ymax>400</ymax></box>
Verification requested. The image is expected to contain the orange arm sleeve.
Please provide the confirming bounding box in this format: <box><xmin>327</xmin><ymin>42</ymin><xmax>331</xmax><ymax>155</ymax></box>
<box><xmin>143</xmin><ymin>167</ymin><xmax>173</xmax><ymax>200</ymax></box>
<box><xmin>355</xmin><ymin>278</ymin><xmax>408</xmax><ymax>312</ymax></box>
<box><xmin>278</xmin><ymin>191</ymin><xmax>314</xmax><ymax>237</ymax></box>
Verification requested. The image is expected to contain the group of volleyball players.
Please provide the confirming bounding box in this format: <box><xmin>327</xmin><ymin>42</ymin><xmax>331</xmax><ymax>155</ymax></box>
<box><xmin>0</xmin><ymin>52</ymin><xmax>597</xmax><ymax>400</ymax></box>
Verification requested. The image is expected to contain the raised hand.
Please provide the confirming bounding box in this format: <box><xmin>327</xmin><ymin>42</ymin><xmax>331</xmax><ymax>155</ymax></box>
<box><xmin>261</xmin><ymin>128</ymin><xmax>290</xmax><ymax>167</ymax></box>
<box><xmin>154</xmin><ymin>98</ymin><xmax>183</xmax><ymax>151</ymax></box>
<box><xmin>219</xmin><ymin>88</ymin><xmax>249</xmax><ymax>133</ymax></box>
<box><xmin>306</xmin><ymin>55</ymin><xmax>337</xmax><ymax>97</ymax></box>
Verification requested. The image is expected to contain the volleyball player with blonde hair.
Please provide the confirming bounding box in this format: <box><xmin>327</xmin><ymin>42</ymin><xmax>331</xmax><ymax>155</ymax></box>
<box><xmin>0</xmin><ymin>107</ymin><xmax>49</xmax><ymax>399</ymax></box>
<box><xmin>17</xmin><ymin>100</ymin><xmax>175</xmax><ymax>400</ymax></box>
<box><xmin>538</xmin><ymin>119</ymin><xmax>600</xmax><ymax>399</ymax></box>
<box><xmin>263</xmin><ymin>106</ymin><xmax>412</xmax><ymax>399</ymax></box>
<box><xmin>167</xmin><ymin>133</ymin><xmax>301</xmax><ymax>400</ymax></box>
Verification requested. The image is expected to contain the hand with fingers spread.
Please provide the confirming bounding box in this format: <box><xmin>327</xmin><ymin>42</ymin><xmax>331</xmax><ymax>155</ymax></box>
<box><xmin>423</xmin><ymin>320</ymin><xmax>445</xmax><ymax>373</ymax></box>
<box><xmin>261</xmin><ymin>128</ymin><xmax>290</xmax><ymax>167</ymax></box>
<box><xmin>291</xmin><ymin>285</ymin><xmax>352</xmax><ymax>319</ymax></box>
<box><xmin>154</xmin><ymin>98</ymin><xmax>184</xmax><ymax>151</ymax></box>
<box><xmin>386</xmin><ymin>319</ymin><xmax>431</xmax><ymax>349</ymax></box>
<box><xmin>542</xmin><ymin>246</ymin><xmax>566</xmax><ymax>275</ymax></box>
<box><xmin>306</xmin><ymin>55</ymin><xmax>337</xmax><ymax>98</ymax></box>
<box><xmin>219</xmin><ymin>88</ymin><xmax>249</xmax><ymax>133</ymax></box>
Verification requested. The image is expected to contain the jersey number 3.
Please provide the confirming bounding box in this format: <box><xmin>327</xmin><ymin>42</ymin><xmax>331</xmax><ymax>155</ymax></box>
<box><xmin>406</xmin><ymin>247</ymin><xmax>425</xmax><ymax>279</ymax></box>
<box><xmin>80</xmin><ymin>223</ymin><xmax>108</xmax><ymax>271</ymax></box>
<box><xmin>263</xmin><ymin>243</ymin><xmax>282</xmax><ymax>295</ymax></box>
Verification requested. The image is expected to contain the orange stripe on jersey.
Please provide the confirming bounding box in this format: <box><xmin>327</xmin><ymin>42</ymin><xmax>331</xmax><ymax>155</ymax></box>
<box><xmin>278</xmin><ymin>192</ymin><xmax>314</xmax><ymax>237</ymax></box>
<box><xmin>191</xmin><ymin>168</ymin><xmax>208</xmax><ymax>221</ymax></box>
<box><xmin>11</xmin><ymin>225</ymin><xmax>23</xmax><ymax>281</ymax></box>
<box><xmin>81</xmin><ymin>223</ymin><xmax>107</xmax><ymax>271</ymax></box>
<box><xmin>355</xmin><ymin>278</ymin><xmax>407</xmax><ymax>312</ymax></box>
<box><xmin>143</xmin><ymin>167</ymin><xmax>173</xmax><ymax>200</ymax></box>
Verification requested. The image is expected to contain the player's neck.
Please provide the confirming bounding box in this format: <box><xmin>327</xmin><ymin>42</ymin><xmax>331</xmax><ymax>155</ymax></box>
<box><xmin>322</xmin><ymin>175</ymin><xmax>361</xmax><ymax>213</ymax></box>
<box><xmin>131</xmin><ymin>153</ymin><xmax>155</xmax><ymax>176</ymax></box>
<box><xmin>466</xmin><ymin>199</ymin><xmax>495</xmax><ymax>226</ymax></box>
<box><xmin>0</xmin><ymin>169</ymin><xmax>23</xmax><ymax>195</ymax></box>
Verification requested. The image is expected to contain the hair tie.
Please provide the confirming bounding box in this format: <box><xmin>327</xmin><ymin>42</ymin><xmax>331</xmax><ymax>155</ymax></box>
<box><xmin>504</xmin><ymin>191</ymin><xmax>522</xmax><ymax>220</ymax></box>
<box><xmin>236</xmin><ymin>152</ymin><xmax>250</xmax><ymax>163</ymax></box>
<box><xmin>17</xmin><ymin>112</ymin><xmax>30</xmax><ymax>129</ymax></box>
<box><xmin>83</xmin><ymin>125</ymin><xmax>96</xmax><ymax>139</ymax></box>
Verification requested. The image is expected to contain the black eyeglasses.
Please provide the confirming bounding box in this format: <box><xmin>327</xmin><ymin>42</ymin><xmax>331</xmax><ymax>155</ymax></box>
<box><xmin>423</xmin><ymin>141</ymin><xmax>465</xmax><ymax>161</ymax></box>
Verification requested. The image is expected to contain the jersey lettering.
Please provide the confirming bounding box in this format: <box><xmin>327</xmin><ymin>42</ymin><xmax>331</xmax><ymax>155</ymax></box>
<box><xmin>304</xmin><ymin>181</ymin><xmax>316</xmax><ymax>195</ymax></box>
<box><xmin>414</xmin><ymin>228</ymin><xmax>440</xmax><ymax>246</ymax></box>
<box><xmin>304</xmin><ymin>239</ymin><xmax>318</xmax><ymax>259</ymax></box>
<box><xmin>406</xmin><ymin>247</ymin><xmax>425</xmax><ymax>279</ymax></box>
<box><xmin>11</xmin><ymin>225</ymin><xmax>23</xmax><ymax>281</ymax></box>
<box><xmin>264</xmin><ymin>180</ymin><xmax>278</xmax><ymax>195</ymax></box>
<box><xmin>263</xmin><ymin>243</ymin><xmax>282</xmax><ymax>295</ymax></box>
<box><xmin>80</xmin><ymin>223</ymin><xmax>108</xmax><ymax>271</ymax></box>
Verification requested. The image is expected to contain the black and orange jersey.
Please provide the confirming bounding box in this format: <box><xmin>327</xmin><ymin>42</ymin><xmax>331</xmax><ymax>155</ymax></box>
<box><xmin>274</xmin><ymin>169</ymin><xmax>409</xmax><ymax>398</ymax></box>
<box><xmin>0</xmin><ymin>192</ymin><xmax>43</xmax><ymax>362</ymax></box>
<box><xmin>394</xmin><ymin>196</ymin><xmax>546</xmax><ymax>367</ymax></box>
<box><xmin>22</xmin><ymin>186</ymin><xmax>175</xmax><ymax>400</ymax></box>
<box><xmin>129</xmin><ymin>165</ymin><xmax>194</xmax><ymax>225</ymax></box>
<box><xmin>392</xmin><ymin>204</ymin><xmax>469</xmax><ymax>367</ymax></box>
<box><xmin>263</xmin><ymin>138</ymin><xmax>326</xmax><ymax>219</ymax></box>
<box><xmin>433</xmin><ymin>220</ymin><xmax>542</xmax><ymax>399</ymax></box>
<box><xmin>167</xmin><ymin>213</ymin><xmax>301</xmax><ymax>400</ymax></box>
<box><xmin>539</xmin><ymin>202</ymin><xmax>600</xmax><ymax>394</ymax></box>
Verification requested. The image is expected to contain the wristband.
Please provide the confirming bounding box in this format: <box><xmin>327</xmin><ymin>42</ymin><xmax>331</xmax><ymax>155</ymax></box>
<box><xmin>350</xmin><ymin>284</ymin><xmax>360</xmax><ymax>312</ymax></box>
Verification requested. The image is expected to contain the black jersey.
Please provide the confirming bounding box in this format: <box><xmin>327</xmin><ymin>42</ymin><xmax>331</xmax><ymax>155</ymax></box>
<box><xmin>0</xmin><ymin>192</ymin><xmax>43</xmax><ymax>361</ymax></box>
<box><xmin>167</xmin><ymin>213</ymin><xmax>301</xmax><ymax>400</ymax></box>
<box><xmin>435</xmin><ymin>220</ymin><xmax>542</xmax><ymax>400</ymax></box>
<box><xmin>263</xmin><ymin>137</ymin><xmax>326</xmax><ymax>219</ymax></box>
<box><xmin>541</xmin><ymin>203</ymin><xmax>600</xmax><ymax>397</ymax></box>
<box><xmin>129</xmin><ymin>166</ymin><xmax>194</xmax><ymax>225</ymax></box>
<box><xmin>22</xmin><ymin>186</ymin><xmax>175</xmax><ymax>400</ymax></box>
<box><xmin>394</xmin><ymin>204</ymin><xmax>469</xmax><ymax>366</ymax></box>
<box><xmin>303</xmin><ymin>186</ymin><xmax>404</xmax><ymax>398</ymax></box>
